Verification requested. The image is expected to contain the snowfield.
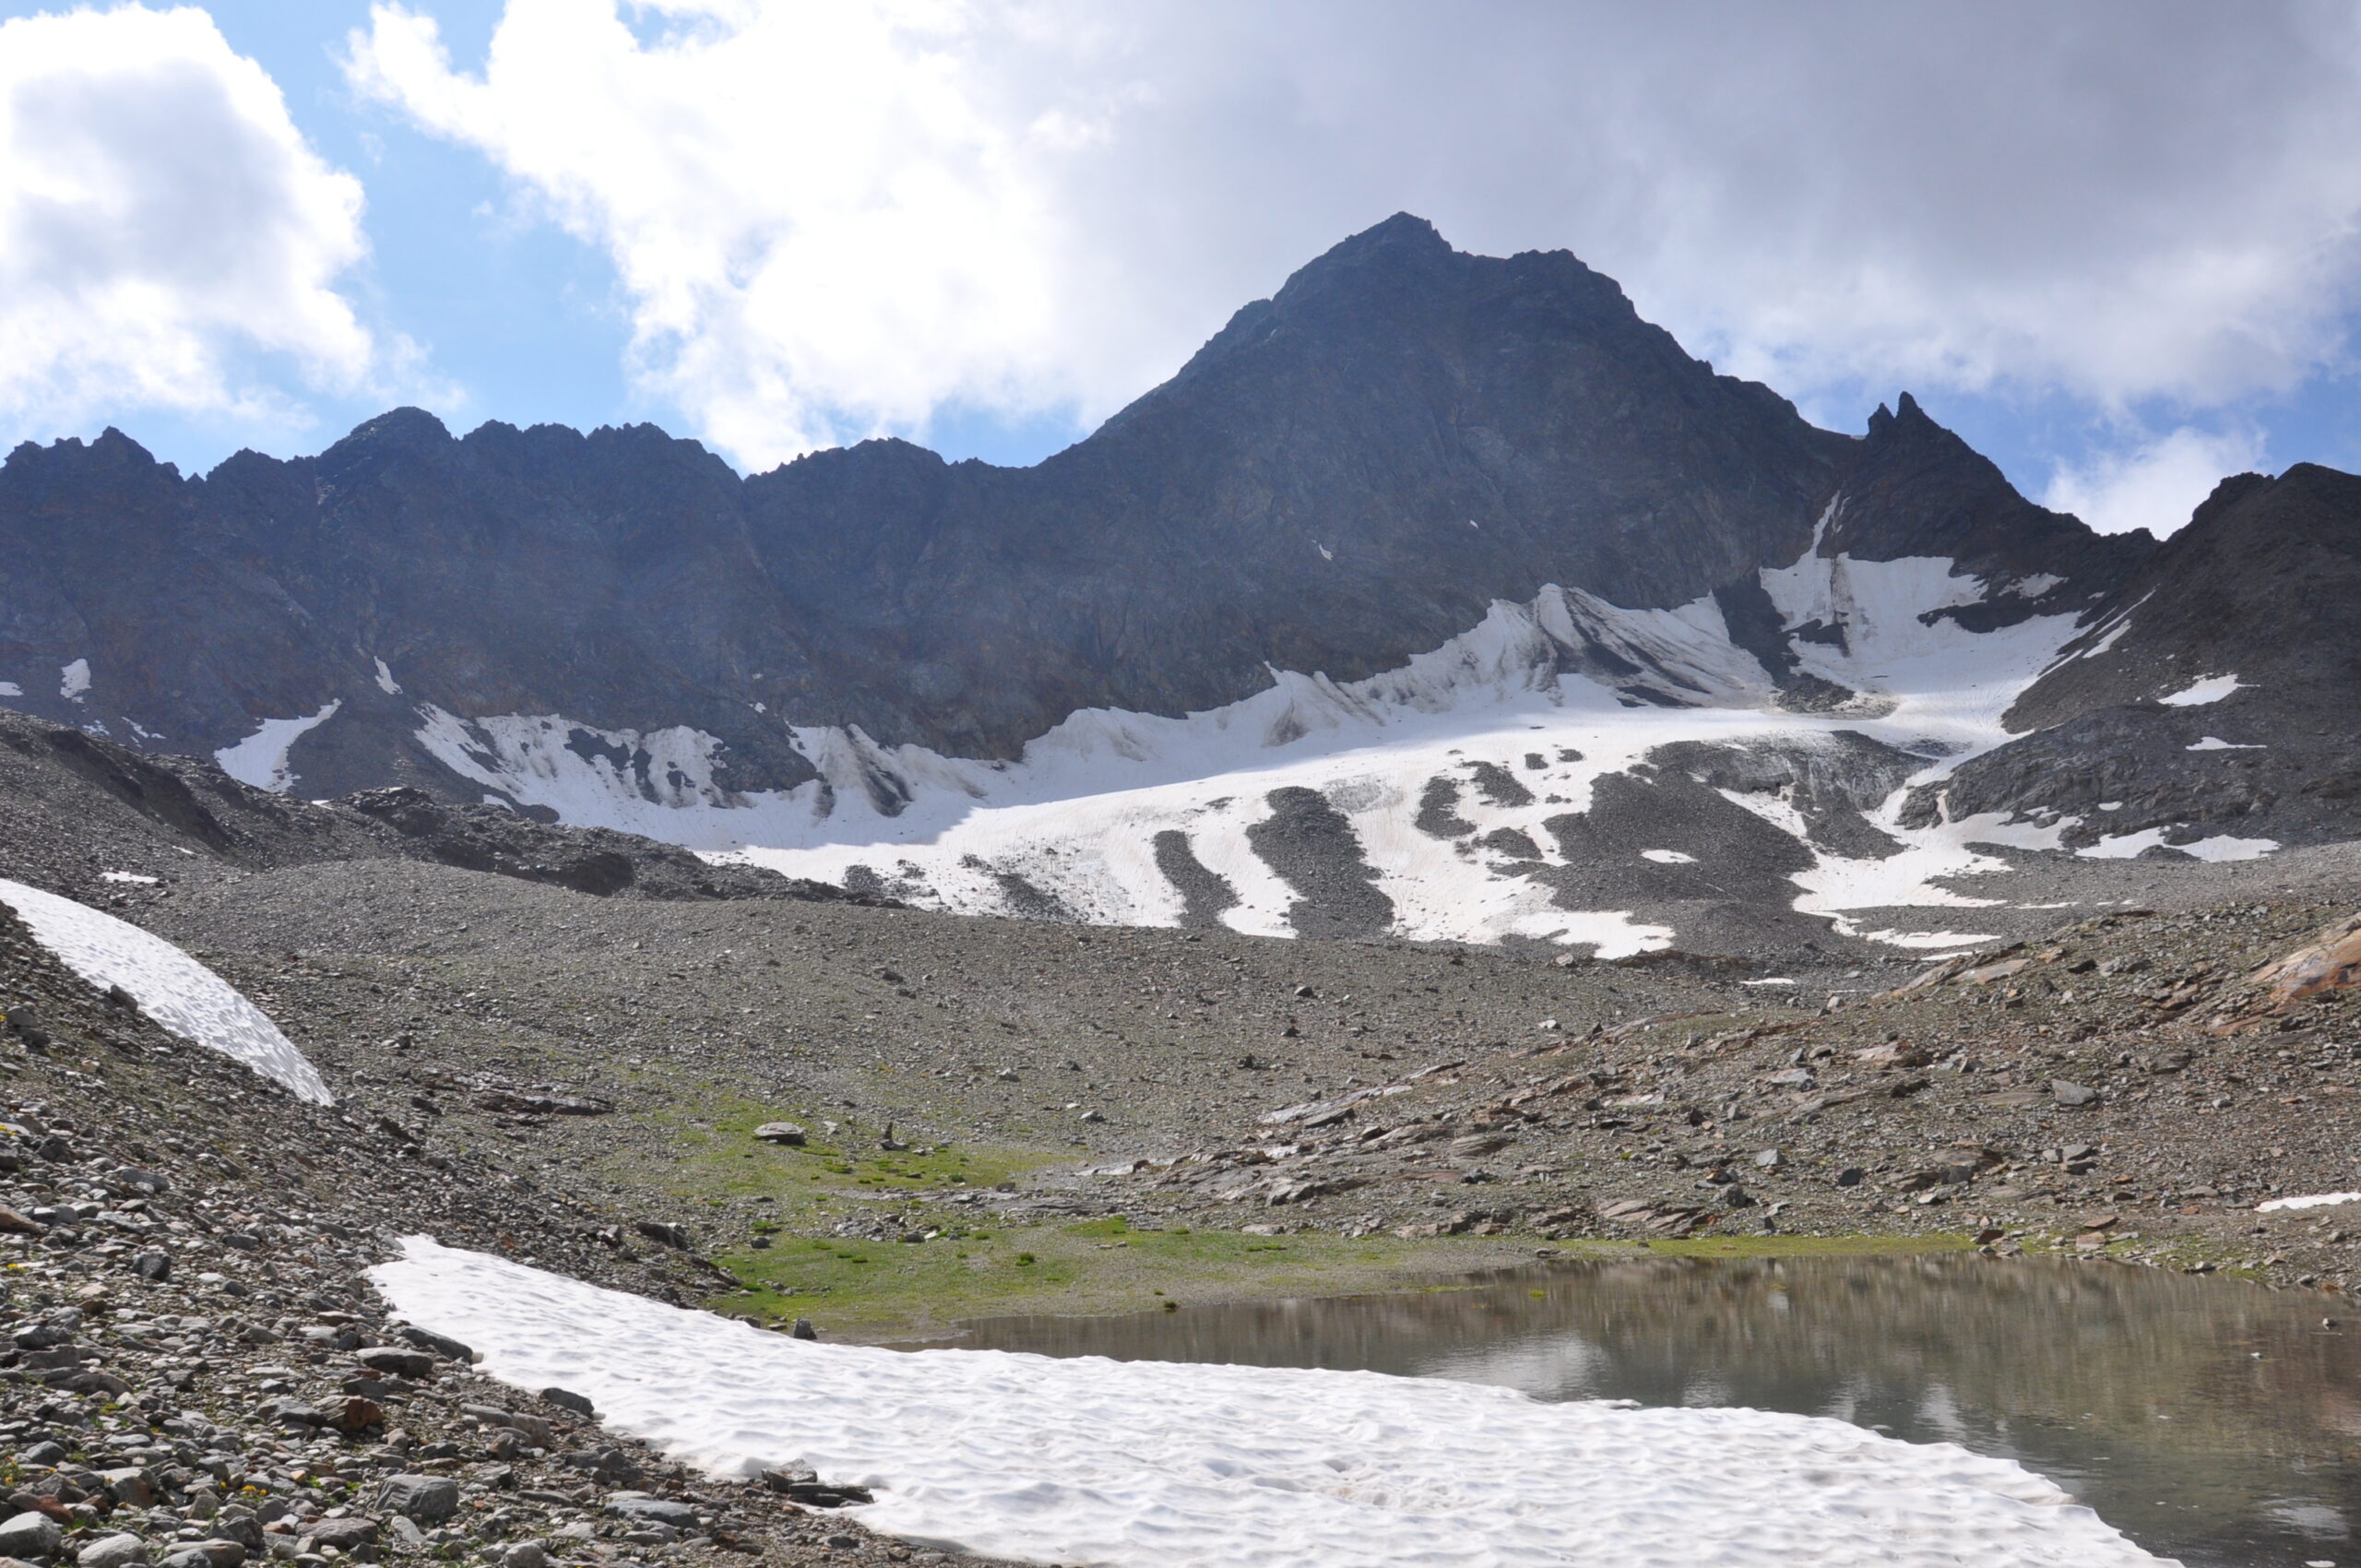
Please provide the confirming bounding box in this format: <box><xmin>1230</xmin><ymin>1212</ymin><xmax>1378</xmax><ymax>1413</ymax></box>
<box><xmin>0</xmin><ymin>877</ymin><xmax>331</xmax><ymax>1103</ymax></box>
<box><xmin>236</xmin><ymin>525</ymin><xmax>2272</xmax><ymax>956</ymax></box>
<box><xmin>374</xmin><ymin>1237</ymin><xmax>2169</xmax><ymax>1568</ymax></box>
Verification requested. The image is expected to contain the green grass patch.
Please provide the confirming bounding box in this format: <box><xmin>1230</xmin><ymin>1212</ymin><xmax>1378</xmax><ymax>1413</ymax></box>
<box><xmin>623</xmin><ymin>1095</ymin><xmax>1063</xmax><ymax>1206</ymax></box>
<box><xmin>712</xmin><ymin>1216</ymin><xmax>1542</xmax><ymax>1338</ymax></box>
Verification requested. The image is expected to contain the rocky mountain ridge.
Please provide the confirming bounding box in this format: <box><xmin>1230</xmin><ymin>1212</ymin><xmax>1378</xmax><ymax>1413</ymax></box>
<box><xmin>1</xmin><ymin>215</ymin><xmax>2140</xmax><ymax>793</ymax></box>
<box><xmin>4</xmin><ymin>214</ymin><xmax>2356</xmax><ymax>956</ymax></box>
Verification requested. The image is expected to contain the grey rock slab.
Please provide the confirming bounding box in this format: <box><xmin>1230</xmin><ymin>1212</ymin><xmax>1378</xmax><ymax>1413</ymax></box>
<box><xmin>0</xmin><ymin>1515</ymin><xmax>60</xmax><ymax>1562</ymax></box>
<box><xmin>601</xmin><ymin>1496</ymin><xmax>699</xmax><ymax>1531</ymax></box>
<box><xmin>376</xmin><ymin>1475</ymin><xmax>460</xmax><ymax>1525</ymax></box>
<box><xmin>397</xmin><ymin>1324</ymin><xmax>475</xmax><ymax>1361</ymax></box>
<box><xmin>353</xmin><ymin>1346</ymin><xmax>435</xmax><ymax>1379</ymax></box>
<box><xmin>76</xmin><ymin>1536</ymin><xmax>146</xmax><ymax>1568</ymax></box>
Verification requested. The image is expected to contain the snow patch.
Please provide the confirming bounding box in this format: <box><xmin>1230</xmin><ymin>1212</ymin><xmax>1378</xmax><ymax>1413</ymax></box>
<box><xmin>1641</xmin><ymin>849</ymin><xmax>1696</xmax><ymax>864</ymax></box>
<box><xmin>374</xmin><ymin>659</ymin><xmax>402</xmax><ymax>695</ymax></box>
<box><xmin>2258</xmin><ymin>1193</ymin><xmax>2361</xmax><ymax>1213</ymax></box>
<box><xmin>59</xmin><ymin>658</ymin><xmax>90</xmax><ymax>701</ymax></box>
<box><xmin>0</xmin><ymin>878</ymin><xmax>330</xmax><ymax>1102</ymax></box>
<box><xmin>373</xmin><ymin>1237</ymin><xmax>2164</xmax><ymax>1568</ymax></box>
<box><xmin>100</xmin><ymin>872</ymin><xmax>158</xmax><ymax>885</ymax></box>
<box><xmin>2077</xmin><ymin>829</ymin><xmax>2278</xmax><ymax>862</ymax></box>
<box><xmin>215</xmin><ymin>701</ymin><xmax>342</xmax><ymax>792</ymax></box>
<box><xmin>2159</xmin><ymin>674</ymin><xmax>2241</xmax><ymax>707</ymax></box>
<box><xmin>2186</xmin><ymin>736</ymin><xmax>2263</xmax><ymax>752</ymax></box>
<box><xmin>0</xmin><ymin>681</ymin><xmax>19</xmax><ymax>697</ymax></box>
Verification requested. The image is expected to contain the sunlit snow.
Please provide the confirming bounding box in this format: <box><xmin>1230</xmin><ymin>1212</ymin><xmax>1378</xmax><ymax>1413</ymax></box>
<box><xmin>215</xmin><ymin>699</ymin><xmax>342</xmax><ymax>791</ymax></box>
<box><xmin>0</xmin><ymin>877</ymin><xmax>331</xmax><ymax>1102</ymax></box>
<box><xmin>2159</xmin><ymin>674</ymin><xmax>2242</xmax><ymax>707</ymax></box>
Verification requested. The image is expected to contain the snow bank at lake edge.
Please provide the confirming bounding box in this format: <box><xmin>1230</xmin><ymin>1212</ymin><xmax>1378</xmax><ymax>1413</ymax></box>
<box><xmin>373</xmin><ymin>1237</ymin><xmax>2171</xmax><ymax>1568</ymax></box>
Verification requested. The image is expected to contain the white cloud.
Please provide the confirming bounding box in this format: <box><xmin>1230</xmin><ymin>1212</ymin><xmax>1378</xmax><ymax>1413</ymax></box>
<box><xmin>2042</xmin><ymin>426</ymin><xmax>2268</xmax><ymax>537</ymax></box>
<box><xmin>347</xmin><ymin>0</ymin><xmax>1090</xmax><ymax>467</ymax></box>
<box><xmin>347</xmin><ymin>1</ymin><xmax>2361</xmax><ymax>469</ymax></box>
<box><xmin>0</xmin><ymin>4</ymin><xmax>381</xmax><ymax>442</ymax></box>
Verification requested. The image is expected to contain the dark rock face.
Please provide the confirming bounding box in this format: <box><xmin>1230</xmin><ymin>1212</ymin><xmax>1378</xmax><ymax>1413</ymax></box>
<box><xmin>0</xmin><ymin>214</ymin><xmax>2128</xmax><ymax>803</ymax></box>
<box><xmin>0</xmin><ymin>706</ymin><xmax>851</xmax><ymax>908</ymax></box>
<box><xmin>1824</xmin><ymin>394</ymin><xmax>2153</xmax><ymax>617</ymax></box>
<box><xmin>1924</xmin><ymin>463</ymin><xmax>2361</xmax><ymax>851</ymax></box>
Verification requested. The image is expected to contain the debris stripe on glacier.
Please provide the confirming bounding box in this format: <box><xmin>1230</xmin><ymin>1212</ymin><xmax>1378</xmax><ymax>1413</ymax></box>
<box><xmin>401</xmin><ymin>546</ymin><xmax>2266</xmax><ymax>952</ymax></box>
<box><xmin>373</xmin><ymin>1236</ymin><xmax>2169</xmax><ymax>1568</ymax></box>
<box><xmin>0</xmin><ymin>877</ymin><xmax>332</xmax><ymax>1103</ymax></box>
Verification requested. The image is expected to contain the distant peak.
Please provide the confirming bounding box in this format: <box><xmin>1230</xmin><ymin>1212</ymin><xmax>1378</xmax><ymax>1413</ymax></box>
<box><xmin>1865</xmin><ymin>391</ymin><xmax>1937</xmax><ymax>440</ymax></box>
<box><xmin>341</xmin><ymin>407</ymin><xmax>454</xmax><ymax>450</ymax></box>
<box><xmin>1303</xmin><ymin>212</ymin><xmax>1454</xmax><ymax>271</ymax></box>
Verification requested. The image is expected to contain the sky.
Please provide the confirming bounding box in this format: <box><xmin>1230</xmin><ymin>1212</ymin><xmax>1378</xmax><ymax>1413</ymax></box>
<box><xmin>2</xmin><ymin>2</ymin><xmax>2359</xmax><ymax>538</ymax></box>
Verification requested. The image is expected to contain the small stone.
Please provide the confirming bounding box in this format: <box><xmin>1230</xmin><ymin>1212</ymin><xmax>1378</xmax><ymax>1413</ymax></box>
<box><xmin>504</xmin><ymin>1546</ymin><xmax>549</xmax><ymax>1568</ymax></box>
<box><xmin>753</xmin><ymin>1123</ymin><xmax>806</xmax><ymax>1146</ymax></box>
<box><xmin>328</xmin><ymin>1396</ymin><xmax>385</xmax><ymax>1434</ymax></box>
<box><xmin>1751</xmin><ymin>1147</ymin><xmax>1785</xmax><ymax>1170</ymax></box>
<box><xmin>632</xmin><ymin>1220</ymin><xmax>690</xmax><ymax>1250</ymax></box>
<box><xmin>77</xmin><ymin>1534</ymin><xmax>146</xmax><ymax>1568</ymax></box>
<box><xmin>540</xmin><ymin>1386</ymin><xmax>595</xmax><ymax>1417</ymax></box>
<box><xmin>0</xmin><ymin>1515</ymin><xmax>61</xmax><ymax>1562</ymax></box>
<box><xmin>130</xmin><ymin>1251</ymin><xmax>172</xmax><ymax>1283</ymax></box>
<box><xmin>1834</xmin><ymin>1167</ymin><xmax>1866</xmax><ymax>1187</ymax></box>
<box><xmin>2051</xmin><ymin>1080</ymin><xmax>2101</xmax><ymax>1108</ymax></box>
<box><xmin>375</xmin><ymin>1476</ymin><xmax>459</xmax><ymax>1526</ymax></box>
<box><xmin>790</xmin><ymin>1319</ymin><xmax>818</xmax><ymax>1341</ymax></box>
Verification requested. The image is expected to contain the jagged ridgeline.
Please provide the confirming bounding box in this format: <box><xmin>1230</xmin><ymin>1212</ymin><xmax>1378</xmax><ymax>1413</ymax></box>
<box><xmin>2</xmin><ymin>215</ymin><xmax>2354</xmax><ymax>953</ymax></box>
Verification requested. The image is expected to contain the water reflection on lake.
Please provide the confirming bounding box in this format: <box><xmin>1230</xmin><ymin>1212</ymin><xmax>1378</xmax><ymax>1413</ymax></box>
<box><xmin>911</xmin><ymin>1253</ymin><xmax>2361</xmax><ymax>1567</ymax></box>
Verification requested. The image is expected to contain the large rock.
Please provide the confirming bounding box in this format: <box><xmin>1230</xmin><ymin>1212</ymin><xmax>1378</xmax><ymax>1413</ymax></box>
<box><xmin>376</xmin><ymin>1475</ymin><xmax>460</xmax><ymax>1525</ymax></box>
<box><xmin>297</xmin><ymin>1520</ymin><xmax>379</xmax><ymax>1552</ymax></box>
<box><xmin>76</xmin><ymin>1536</ymin><xmax>145</xmax><ymax>1568</ymax></box>
<box><xmin>0</xmin><ymin>1515</ymin><xmax>60</xmax><ymax>1562</ymax></box>
<box><xmin>353</xmin><ymin>1346</ymin><xmax>435</xmax><ymax>1379</ymax></box>
<box><xmin>601</xmin><ymin>1496</ymin><xmax>699</xmax><ymax>1531</ymax></box>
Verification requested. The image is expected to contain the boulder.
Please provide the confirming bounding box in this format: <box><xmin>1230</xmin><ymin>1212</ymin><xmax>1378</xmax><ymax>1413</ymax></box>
<box><xmin>377</xmin><ymin>1474</ymin><xmax>460</xmax><ymax>1525</ymax></box>
<box><xmin>602</xmin><ymin>1496</ymin><xmax>699</xmax><ymax>1531</ymax></box>
<box><xmin>353</xmin><ymin>1346</ymin><xmax>435</xmax><ymax>1379</ymax></box>
<box><xmin>0</xmin><ymin>1514</ymin><xmax>60</xmax><ymax>1562</ymax></box>
<box><xmin>753</xmin><ymin>1122</ymin><xmax>806</xmax><ymax>1146</ymax></box>
<box><xmin>77</xmin><ymin>1536</ymin><xmax>146</xmax><ymax>1568</ymax></box>
<box><xmin>397</xmin><ymin>1324</ymin><xmax>475</xmax><ymax>1361</ymax></box>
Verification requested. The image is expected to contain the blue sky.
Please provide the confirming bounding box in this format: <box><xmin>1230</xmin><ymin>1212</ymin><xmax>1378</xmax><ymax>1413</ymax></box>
<box><xmin>1</xmin><ymin>1</ymin><xmax>2357</xmax><ymax>536</ymax></box>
